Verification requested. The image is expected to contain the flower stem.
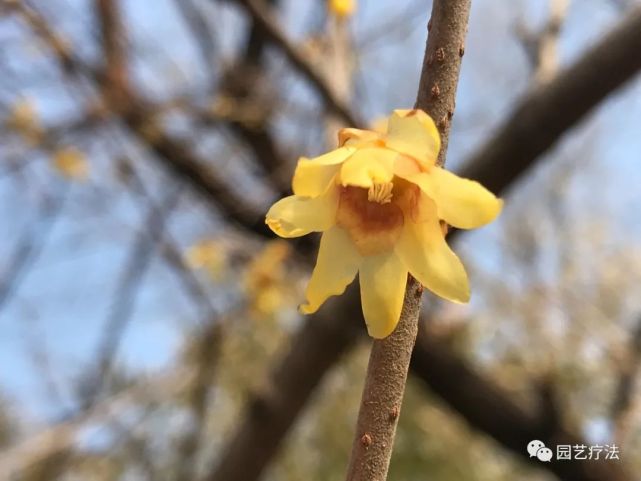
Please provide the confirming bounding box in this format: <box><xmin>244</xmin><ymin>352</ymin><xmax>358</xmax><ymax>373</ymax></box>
<box><xmin>344</xmin><ymin>1</ymin><xmax>471</xmax><ymax>479</ymax></box>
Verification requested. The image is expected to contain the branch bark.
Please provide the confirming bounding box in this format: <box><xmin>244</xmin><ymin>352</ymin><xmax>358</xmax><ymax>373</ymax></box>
<box><xmin>96</xmin><ymin>0</ymin><xmax>128</xmax><ymax>98</ymax></box>
<box><xmin>344</xmin><ymin>2</ymin><xmax>471</xmax><ymax>480</ymax></box>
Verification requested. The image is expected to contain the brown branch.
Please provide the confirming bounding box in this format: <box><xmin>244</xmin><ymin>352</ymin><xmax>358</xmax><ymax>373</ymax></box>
<box><xmin>458</xmin><ymin>6</ymin><xmax>641</xmax><ymax>195</ymax></box>
<box><xmin>122</xmin><ymin>104</ymin><xmax>272</xmax><ymax>237</ymax></box>
<box><xmin>96</xmin><ymin>0</ymin><xmax>128</xmax><ymax>97</ymax></box>
<box><xmin>343</xmin><ymin>285</ymin><xmax>422</xmax><ymax>481</ymax></box>
<box><xmin>233</xmin><ymin>0</ymin><xmax>361</xmax><ymax>127</ymax></box>
<box><xmin>415</xmin><ymin>0</ymin><xmax>471</xmax><ymax>165</ymax></box>
<box><xmin>3</xmin><ymin>0</ymin><xmax>86</xmax><ymax>77</ymax></box>
<box><xmin>217</xmin><ymin>0</ymin><xmax>291</xmax><ymax>191</ymax></box>
<box><xmin>344</xmin><ymin>2</ymin><xmax>471</xmax><ymax>480</ymax></box>
<box><xmin>14</xmin><ymin>0</ymin><xmax>273</xmax><ymax>237</ymax></box>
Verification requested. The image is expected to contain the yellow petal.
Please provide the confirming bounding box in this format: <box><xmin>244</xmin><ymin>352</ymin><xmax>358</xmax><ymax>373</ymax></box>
<box><xmin>370</xmin><ymin>117</ymin><xmax>388</xmax><ymax>135</ymax></box>
<box><xmin>300</xmin><ymin>226</ymin><xmax>360</xmax><ymax>314</ymax></box>
<box><xmin>266</xmin><ymin>186</ymin><xmax>338</xmax><ymax>238</ymax></box>
<box><xmin>385</xmin><ymin>109</ymin><xmax>440</xmax><ymax>167</ymax></box>
<box><xmin>338</xmin><ymin>128</ymin><xmax>382</xmax><ymax>147</ymax></box>
<box><xmin>339</xmin><ymin>147</ymin><xmax>397</xmax><ymax>188</ymax></box>
<box><xmin>329</xmin><ymin>0</ymin><xmax>356</xmax><ymax>17</ymax></box>
<box><xmin>292</xmin><ymin>146</ymin><xmax>355</xmax><ymax>197</ymax></box>
<box><xmin>396</xmin><ymin>203</ymin><xmax>469</xmax><ymax>303</ymax></box>
<box><xmin>408</xmin><ymin>167</ymin><xmax>503</xmax><ymax>229</ymax></box>
<box><xmin>359</xmin><ymin>251</ymin><xmax>408</xmax><ymax>338</ymax></box>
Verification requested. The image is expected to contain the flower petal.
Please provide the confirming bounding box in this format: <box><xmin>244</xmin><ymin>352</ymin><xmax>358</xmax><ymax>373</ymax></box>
<box><xmin>293</xmin><ymin>146</ymin><xmax>356</xmax><ymax>197</ymax></box>
<box><xmin>385</xmin><ymin>109</ymin><xmax>440</xmax><ymax>167</ymax></box>
<box><xmin>339</xmin><ymin>147</ymin><xmax>397</xmax><ymax>188</ymax></box>
<box><xmin>300</xmin><ymin>226</ymin><xmax>360</xmax><ymax>314</ymax></box>
<box><xmin>266</xmin><ymin>186</ymin><xmax>338</xmax><ymax>238</ymax></box>
<box><xmin>338</xmin><ymin>128</ymin><xmax>382</xmax><ymax>147</ymax></box>
<box><xmin>408</xmin><ymin>168</ymin><xmax>503</xmax><ymax>229</ymax></box>
<box><xmin>359</xmin><ymin>251</ymin><xmax>408</xmax><ymax>338</ymax></box>
<box><xmin>396</xmin><ymin>203</ymin><xmax>469</xmax><ymax>303</ymax></box>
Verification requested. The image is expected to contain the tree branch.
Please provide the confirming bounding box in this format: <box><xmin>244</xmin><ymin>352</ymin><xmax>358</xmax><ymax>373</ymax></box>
<box><xmin>344</xmin><ymin>3</ymin><xmax>471</xmax><ymax>479</ymax></box>
<box><xmin>459</xmin><ymin>6</ymin><xmax>641</xmax><ymax>195</ymax></box>
<box><xmin>233</xmin><ymin>0</ymin><xmax>361</xmax><ymax>127</ymax></box>
<box><xmin>13</xmin><ymin>0</ymin><xmax>274</xmax><ymax>237</ymax></box>
<box><xmin>96</xmin><ymin>0</ymin><xmax>128</xmax><ymax>98</ymax></box>
<box><xmin>412</xmin><ymin>329</ymin><xmax>632</xmax><ymax>481</ymax></box>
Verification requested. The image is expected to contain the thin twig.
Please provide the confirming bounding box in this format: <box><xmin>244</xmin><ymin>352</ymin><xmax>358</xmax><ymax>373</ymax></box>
<box><xmin>0</xmin><ymin>369</ymin><xmax>194</xmax><ymax>478</ymax></box>
<box><xmin>516</xmin><ymin>0</ymin><xmax>571</xmax><ymax>83</ymax></box>
<box><xmin>344</xmin><ymin>2</ymin><xmax>472</xmax><ymax>480</ymax></box>
<box><xmin>96</xmin><ymin>0</ymin><xmax>128</xmax><ymax>98</ymax></box>
<box><xmin>0</xmin><ymin>184</ymin><xmax>69</xmax><ymax>313</ymax></box>
<box><xmin>87</xmin><ymin>183</ymin><xmax>182</xmax><ymax>404</ymax></box>
<box><xmin>233</xmin><ymin>0</ymin><xmax>362</xmax><ymax>127</ymax></box>
<box><xmin>14</xmin><ymin>0</ymin><xmax>274</xmax><ymax>237</ymax></box>
<box><xmin>173</xmin><ymin>0</ymin><xmax>219</xmax><ymax>79</ymax></box>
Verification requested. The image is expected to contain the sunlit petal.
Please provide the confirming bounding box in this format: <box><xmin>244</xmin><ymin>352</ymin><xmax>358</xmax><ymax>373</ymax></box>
<box><xmin>396</xmin><ymin>203</ymin><xmax>469</xmax><ymax>303</ymax></box>
<box><xmin>385</xmin><ymin>109</ymin><xmax>440</xmax><ymax>167</ymax></box>
<box><xmin>338</xmin><ymin>128</ymin><xmax>383</xmax><ymax>147</ymax></box>
<box><xmin>266</xmin><ymin>187</ymin><xmax>338</xmax><ymax>238</ymax></box>
<box><xmin>292</xmin><ymin>146</ymin><xmax>356</xmax><ymax>197</ymax></box>
<box><xmin>339</xmin><ymin>147</ymin><xmax>397</xmax><ymax>188</ymax></box>
<box><xmin>408</xmin><ymin>168</ymin><xmax>503</xmax><ymax>229</ymax></box>
<box><xmin>329</xmin><ymin>0</ymin><xmax>356</xmax><ymax>18</ymax></box>
<box><xmin>300</xmin><ymin>226</ymin><xmax>360</xmax><ymax>313</ymax></box>
<box><xmin>359</xmin><ymin>251</ymin><xmax>408</xmax><ymax>338</ymax></box>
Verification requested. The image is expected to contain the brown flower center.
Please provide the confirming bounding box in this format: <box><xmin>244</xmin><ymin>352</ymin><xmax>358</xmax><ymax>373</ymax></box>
<box><xmin>336</xmin><ymin>180</ymin><xmax>421</xmax><ymax>256</ymax></box>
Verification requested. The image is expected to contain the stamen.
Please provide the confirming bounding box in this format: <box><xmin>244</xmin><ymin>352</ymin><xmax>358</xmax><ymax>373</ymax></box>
<box><xmin>367</xmin><ymin>182</ymin><xmax>394</xmax><ymax>204</ymax></box>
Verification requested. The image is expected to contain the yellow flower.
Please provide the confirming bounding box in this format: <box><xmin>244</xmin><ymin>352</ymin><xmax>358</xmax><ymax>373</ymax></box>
<box><xmin>185</xmin><ymin>239</ymin><xmax>226</xmax><ymax>280</ymax></box>
<box><xmin>5</xmin><ymin>97</ymin><xmax>42</xmax><ymax>145</ymax></box>
<box><xmin>53</xmin><ymin>147</ymin><xmax>89</xmax><ymax>180</ymax></box>
<box><xmin>266</xmin><ymin>109</ymin><xmax>502</xmax><ymax>338</ymax></box>
<box><xmin>329</xmin><ymin>0</ymin><xmax>356</xmax><ymax>18</ymax></box>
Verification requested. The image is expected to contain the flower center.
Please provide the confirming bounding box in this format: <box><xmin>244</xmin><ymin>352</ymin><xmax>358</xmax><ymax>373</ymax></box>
<box><xmin>336</xmin><ymin>185</ymin><xmax>404</xmax><ymax>256</ymax></box>
<box><xmin>367</xmin><ymin>182</ymin><xmax>394</xmax><ymax>204</ymax></box>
